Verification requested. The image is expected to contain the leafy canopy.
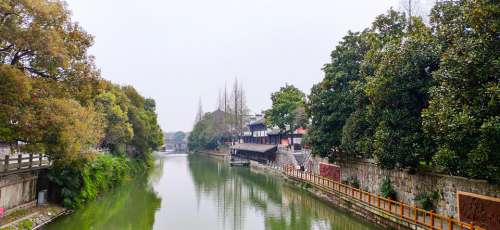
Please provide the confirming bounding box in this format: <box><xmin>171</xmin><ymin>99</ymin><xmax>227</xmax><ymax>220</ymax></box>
<box><xmin>265</xmin><ymin>84</ymin><xmax>306</xmax><ymax>131</ymax></box>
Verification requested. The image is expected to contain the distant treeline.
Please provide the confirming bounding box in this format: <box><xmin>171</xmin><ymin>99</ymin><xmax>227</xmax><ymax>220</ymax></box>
<box><xmin>307</xmin><ymin>0</ymin><xmax>498</xmax><ymax>183</ymax></box>
<box><xmin>189</xmin><ymin>79</ymin><xmax>249</xmax><ymax>151</ymax></box>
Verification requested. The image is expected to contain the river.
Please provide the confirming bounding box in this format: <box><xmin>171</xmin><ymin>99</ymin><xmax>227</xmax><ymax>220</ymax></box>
<box><xmin>45</xmin><ymin>153</ymin><xmax>378</xmax><ymax>230</ymax></box>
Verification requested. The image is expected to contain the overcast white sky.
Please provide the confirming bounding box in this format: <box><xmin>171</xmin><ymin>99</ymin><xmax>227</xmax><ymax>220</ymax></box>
<box><xmin>64</xmin><ymin>0</ymin><xmax>410</xmax><ymax>132</ymax></box>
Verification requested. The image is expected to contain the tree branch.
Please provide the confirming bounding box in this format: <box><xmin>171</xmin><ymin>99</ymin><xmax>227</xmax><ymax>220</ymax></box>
<box><xmin>25</xmin><ymin>67</ymin><xmax>51</xmax><ymax>78</ymax></box>
<box><xmin>0</xmin><ymin>44</ymin><xmax>13</xmax><ymax>52</ymax></box>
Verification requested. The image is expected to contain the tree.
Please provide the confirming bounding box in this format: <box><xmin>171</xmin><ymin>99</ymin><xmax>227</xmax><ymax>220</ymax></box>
<box><xmin>195</xmin><ymin>97</ymin><xmax>203</xmax><ymax>124</ymax></box>
<box><xmin>265</xmin><ymin>84</ymin><xmax>306</xmax><ymax>146</ymax></box>
<box><xmin>224</xmin><ymin>78</ymin><xmax>249</xmax><ymax>140</ymax></box>
<box><xmin>125</xmin><ymin>87</ymin><xmax>164</xmax><ymax>157</ymax></box>
<box><xmin>0</xmin><ymin>65</ymin><xmax>30</xmax><ymax>148</ymax></box>
<box><xmin>422</xmin><ymin>0</ymin><xmax>499</xmax><ymax>182</ymax></box>
<box><xmin>364</xmin><ymin>17</ymin><xmax>440</xmax><ymax>169</ymax></box>
<box><xmin>34</xmin><ymin>98</ymin><xmax>104</xmax><ymax>165</ymax></box>
<box><xmin>307</xmin><ymin>31</ymin><xmax>370</xmax><ymax>159</ymax></box>
<box><xmin>95</xmin><ymin>90</ymin><xmax>133</xmax><ymax>155</ymax></box>
<box><xmin>174</xmin><ymin>131</ymin><xmax>186</xmax><ymax>142</ymax></box>
<box><xmin>188</xmin><ymin>111</ymin><xmax>223</xmax><ymax>151</ymax></box>
<box><xmin>0</xmin><ymin>0</ymin><xmax>95</xmax><ymax>80</ymax></box>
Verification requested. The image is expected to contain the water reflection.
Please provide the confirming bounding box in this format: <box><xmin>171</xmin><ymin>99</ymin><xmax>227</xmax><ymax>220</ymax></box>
<box><xmin>46</xmin><ymin>153</ymin><xmax>376</xmax><ymax>230</ymax></box>
<box><xmin>188</xmin><ymin>154</ymin><xmax>376</xmax><ymax>230</ymax></box>
<box><xmin>45</xmin><ymin>172</ymin><xmax>161</xmax><ymax>230</ymax></box>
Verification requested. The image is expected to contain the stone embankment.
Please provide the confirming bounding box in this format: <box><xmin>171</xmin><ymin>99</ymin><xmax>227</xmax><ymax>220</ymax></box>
<box><xmin>307</xmin><ymin>156</ymin><xmax>500</xmax><ymax>217</ymax></box>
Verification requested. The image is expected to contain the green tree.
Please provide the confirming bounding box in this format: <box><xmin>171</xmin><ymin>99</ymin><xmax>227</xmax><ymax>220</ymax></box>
<box><xmin>174</xmin><ymin>131</ymin><xmax>186</xmax><ymax>142</ymax></box>
<box><xmin>364</xmin><ymin>18</ymin><xmax>440</xmax><ymax>169</ymax></box>
<box><xmin>341</xmin><ymin>10</ymin><xmax>408</xmax><ymax>160</ymax></box>
<box><xmin>265</xmin><ymin>84</ymin><xmax>306</xmax><ymax>146</ymax></box>
<box><xmin>120</xmin><ymin>86</ymin><xmax>162</xmax><ymax>154</ymax></box>
<box><xmin>187</xmin><ymin>111</ymin><xmax>226</xmax><ymax>151</ymax></box>
<box><xmin>422</xmin><ymin>0</ymin><xmax>499</xmax><ymax>182</ymax></box>
<box><xmin>307</xmin><ymin>31</ymin><xmax>370</xmax><ymax>158</ymax></box>
<box><xmin>95</xmin><ymin>91</ymin><xmax>133</xmax><ymax>155</ymax></box>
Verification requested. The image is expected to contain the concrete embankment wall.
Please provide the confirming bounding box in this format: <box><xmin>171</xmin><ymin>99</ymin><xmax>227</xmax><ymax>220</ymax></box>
<box><xmin>307</xmin><ymin>156</ymin><xmax>500</xmax><ymax>218</ymax></box>
<box><xmin>0</xmin><ymin>171</ymin><xmax>39</xmax><ymax>214</ymax></box>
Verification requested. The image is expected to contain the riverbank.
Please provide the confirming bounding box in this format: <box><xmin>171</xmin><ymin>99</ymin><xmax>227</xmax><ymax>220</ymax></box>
<box><xmin>197</xmin><ymin>152</ymin><xmax>389</xmax><ymax>229</ymax></box>
<box><xmin>247</xmin><ymin>162</ymin><xmax>409</xmax><ymax>229</ymax></box>
<box><xmin>0</xmin><ymin>204</ymin><xmax>67</xmax><ymax>230</ymax></box>
<box><xmin>43</xmin><ymin>153</ymin><xmax>377</xmax><ymax>229</ymax></box>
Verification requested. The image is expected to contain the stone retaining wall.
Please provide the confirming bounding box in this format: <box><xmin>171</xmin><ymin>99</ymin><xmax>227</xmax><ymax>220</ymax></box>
<box><xmin>307</xmin><ymin>156</ymin><xmax>500</xmax><ymax>218</ymax></box>
<box><xmin>0</xmin><ymin>171</ymin><xmax>39</xmax><ymax>214</ymax></box>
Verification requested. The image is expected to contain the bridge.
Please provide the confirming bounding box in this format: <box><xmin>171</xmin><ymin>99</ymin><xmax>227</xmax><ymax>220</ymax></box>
<box><xmin>0</xmin><ymin>154</ymin><xmax>51</xmax><ymax>176</ymax></box>
<box><xmin>0</xmin><ymin>153</ymin><xmax>51</xmax><ymax>215</ymax></box>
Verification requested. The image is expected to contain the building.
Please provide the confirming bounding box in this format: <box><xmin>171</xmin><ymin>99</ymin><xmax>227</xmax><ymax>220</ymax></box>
<box><xmin>230</xmin><ymin>143</ymin><xmax>277</xmax><ymax>163</ymax></box>
<box><xmin>231</xmin><ymin>117</ymin><xmax>307</xmax><ymax>163</ymax></box>
<box><xmin>163</xmin><ymin>132</ymin><xmax>188</xmax><ymax>152</ymax></box>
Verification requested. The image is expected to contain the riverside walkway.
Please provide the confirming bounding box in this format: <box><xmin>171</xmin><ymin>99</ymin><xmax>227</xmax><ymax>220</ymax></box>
<box><xmin>282</xmin><ymin>165</ymin><xmax>484</xmax><ymax>230</ymax></box>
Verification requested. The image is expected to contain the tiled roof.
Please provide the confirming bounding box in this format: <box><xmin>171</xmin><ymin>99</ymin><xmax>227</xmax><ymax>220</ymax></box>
<box><xmin>249</xmin><ymin>118</ymin><xmax>265</xmax><ymax>126</ymax></box>
<box><xmin>230</xmin><ymin>143</ymin><xmax>277</xmax><ymax>153</ymax></box>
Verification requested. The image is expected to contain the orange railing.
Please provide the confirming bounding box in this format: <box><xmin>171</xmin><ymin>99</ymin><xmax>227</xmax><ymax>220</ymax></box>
<box><xmin>282</xmin><ymin>165</ymin><xmax>484</xmax><ymax>230</ymax></box>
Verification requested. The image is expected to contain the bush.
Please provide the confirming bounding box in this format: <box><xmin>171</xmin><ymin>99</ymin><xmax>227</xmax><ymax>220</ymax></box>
<box><xmin>415</xmin><ymin>191</ymin><xmax>440</xmax><ymax>211</ymax></box>
<box><xmin>19</xmin><ymin>219</ymin><xmax>33</xmax><ymax>230</ymax></box>
<box><xmin>49</xmin><ymin>153</ymin><xmax>150</xmax><ymax>209</ymax></box>
<box><xmin>350</xmin><ymin>177</ymin><xmax>360</xmax><ymax>189</ymax></box>
<box><xmin>380</xmin><ymin>177</ymin><xmax>397</xmax><ymax>200</ymax></box>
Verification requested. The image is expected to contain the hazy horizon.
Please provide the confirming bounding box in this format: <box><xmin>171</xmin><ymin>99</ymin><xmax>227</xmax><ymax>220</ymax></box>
<box><xmin>64</xmin><ymin>0</ymin><xmax>433</xmax><ymax>132</ymax></box>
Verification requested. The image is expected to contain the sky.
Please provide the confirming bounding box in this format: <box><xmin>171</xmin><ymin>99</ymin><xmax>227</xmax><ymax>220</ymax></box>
<box><xmin>64</xmin><ymin>0</ymin><xmax>412</xmax><ymax>132</ymax></box>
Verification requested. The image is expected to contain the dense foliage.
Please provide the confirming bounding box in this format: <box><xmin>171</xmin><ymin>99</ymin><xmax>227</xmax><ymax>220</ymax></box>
<box><xmin>188</xmin><ymin>110</ymin><xmax>230</xmax><ymax>151</ymax></box>
<box><xmin>308</xmin><ymin>0</ymin><xmax>499</xmax><ymax>183</ymax></box>
<box><xmin>48</xmin><ymin>154</ymin><xmax>150</xmax><ymax>209</ymax></box>
<box><xmin>0</xmin><ymin>0</ymin><xmax>163</xmax><ymax>165</ymax></box>
<box><xmin>1</xmin><ymin>0</ymin><xmax>164</xmax><ymax>207</ymax></box>
<box><xmin>421</xmin><ymin>0</ymin><xmax>499</xmax><ymax>182</ymax></box>
<box><xmin>265</xmin><ymin>84</ymin><xmax>307</xmax><ymax>132</ymax></box>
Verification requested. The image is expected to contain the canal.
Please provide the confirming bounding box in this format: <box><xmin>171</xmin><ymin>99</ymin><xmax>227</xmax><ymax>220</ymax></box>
<box><xmin>45</xmin><ymin>153</ymin><xmax>378</xmax><ymax>230</ymax></box>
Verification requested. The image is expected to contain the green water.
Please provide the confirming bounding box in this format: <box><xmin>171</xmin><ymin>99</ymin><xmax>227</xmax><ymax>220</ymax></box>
<box><xmin>45</xmin><ymin>153</ymin><xmax>378</xmax><ymax>230</ymax></box>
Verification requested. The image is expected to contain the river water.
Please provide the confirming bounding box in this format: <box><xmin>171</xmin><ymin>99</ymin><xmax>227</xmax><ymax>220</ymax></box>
<box><xmin>45</xmin><ymin>153</ymin><xmax>378</xmax><ymax>230</ymax></box>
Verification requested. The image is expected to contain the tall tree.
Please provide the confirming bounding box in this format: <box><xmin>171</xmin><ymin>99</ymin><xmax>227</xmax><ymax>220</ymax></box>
<box><xmin>307</xmin><ymin>31</ymin><xmax>370</xmax><ymax>159</ymax></box>
<box><xmin>265</xmin><ymin>84</ymin><xmax>306</xmax><ymax>146</ymax></box>
<box><xmin>34</xmin><ymin>98</ymin><xmax>104</xmax><ymax>164</ymax></box>
<box><xmin>95</xmin><ymin>89</ymin><xmax>134</xmax><ymax>155</ymax></box>
<box><xmin>195</xmin><ymin>97</ymin><xmax>203</xmax><ymax>124</ymax></box>
<box><xmin>0</xmin><ymin>64</ymin><xmax>31</xmax><ymax>149</ymax></box>
<box><xmin>340</xmin><ymin>9</ymin><xmax>409</xmax><ymax>162</ymax></box>
<box><xmin>364</xmin><ymin>17</ymin><xmax>440</xmax><ymax>169</ymax></box>
<box><xmin>228</xmin><ymin>78</ymin><xmax>249</xmax><ymax>138</ymax></box>
<box><xmin>0</xmin><ymin>0</ymin><xmax>95</xmax><ymax>80</ymax></box>
<box><xmin>422</xmin><ymin>0</ymin><xmax>499</xmax><ymax>182</ymax></box>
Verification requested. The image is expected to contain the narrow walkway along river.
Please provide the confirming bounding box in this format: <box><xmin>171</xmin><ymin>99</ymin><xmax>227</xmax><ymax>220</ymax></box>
<box><xmin>45</xmin><ymin>153</ymin><xmax>379</xmax><ymax>230</ymax></box>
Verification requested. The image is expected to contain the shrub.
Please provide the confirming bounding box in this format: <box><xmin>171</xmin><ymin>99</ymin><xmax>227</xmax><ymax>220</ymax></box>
<box><xmin>19</xmin><ymin>219</ymin><xmax>33</xmax><ymax>230</ymax></box>
<box><xmin>49</xmin><ymin>153</ymin><xmax>150</xmax><ymax>209</ymax></box>
<box><xmin>380</xmin><ymin>177</ymin><xmax>397</xmax><ymax>200</ymax></box>
<box><xmin>415</xmin><ymin>191</ymin><xmax>440</xmax><ymax>211</ymax></box>
<box><xmin>350</xmin><ymin>177</ymin><xmax>360</xmax><ymax>189</ymax></box>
